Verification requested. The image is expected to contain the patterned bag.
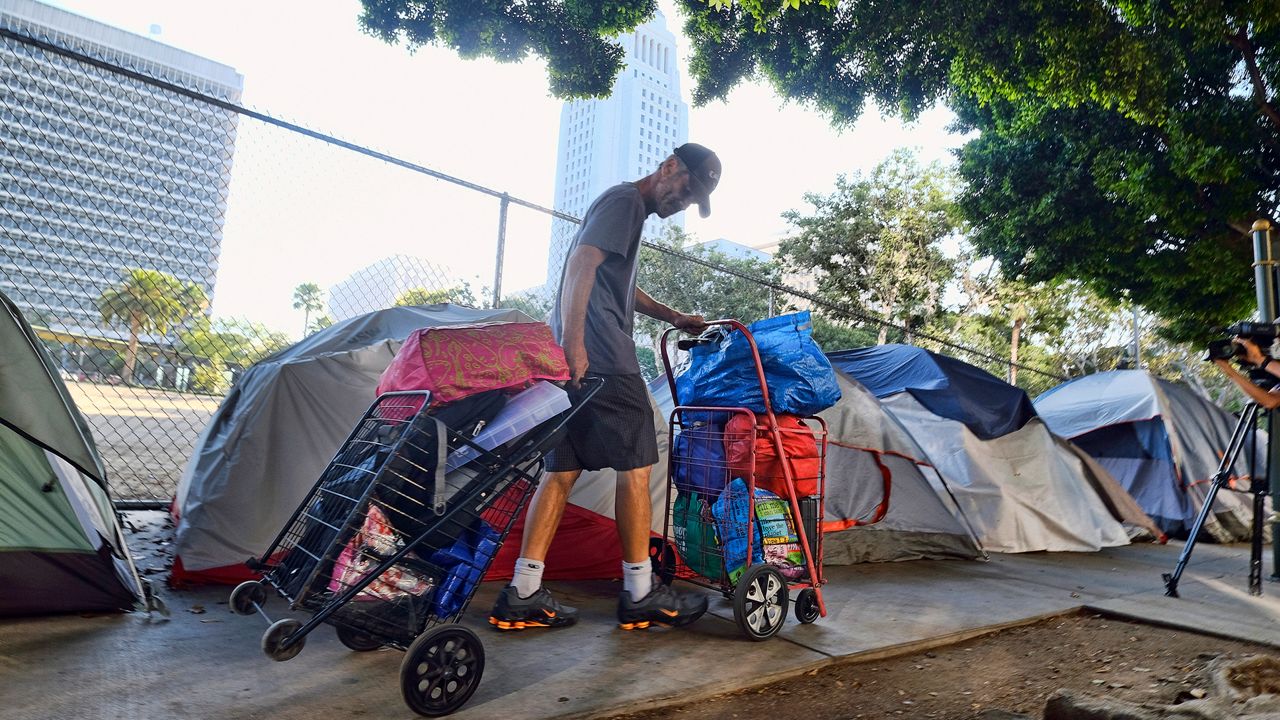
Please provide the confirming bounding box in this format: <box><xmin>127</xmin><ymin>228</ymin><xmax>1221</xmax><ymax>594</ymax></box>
<box><xmin>329</xmin><ymin>504</ymin><xmax>435</xmax><ymax>602</ymax></box>
<box><xmin>377</xmin><ymin>321</ymin><xmax>569</xmax><ymax>407</ymax></box>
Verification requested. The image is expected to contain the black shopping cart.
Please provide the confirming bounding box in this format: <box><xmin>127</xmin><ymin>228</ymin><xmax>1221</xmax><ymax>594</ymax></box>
<box><xmin>230</xmin><ymin>380</ymin><xmax>601</xmax><ymax>717</ymax></box>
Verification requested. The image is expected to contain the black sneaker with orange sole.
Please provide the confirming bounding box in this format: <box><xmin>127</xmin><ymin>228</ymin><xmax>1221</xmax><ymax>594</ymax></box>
<box><xmin>488</xmin><ymin>586</ymin><xmax>577</xmax><ymax>631</ymax></box>
<box><xmin>617</xmin><ymin>581</ymin><xmax>709</xmax><ymax>630</ymax></box>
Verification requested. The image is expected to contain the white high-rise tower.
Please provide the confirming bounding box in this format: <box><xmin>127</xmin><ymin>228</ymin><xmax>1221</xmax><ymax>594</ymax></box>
<box><xmin>546</xmin><ymin>10</ymin><xmax>689</xmax><ymax>285</ymax></box>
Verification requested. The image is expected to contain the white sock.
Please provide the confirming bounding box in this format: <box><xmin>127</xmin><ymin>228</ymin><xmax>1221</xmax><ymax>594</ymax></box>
<box><xmin>622</xmin><ymin>560</ymin><xmax>652</xmax><ymax>602</ymax></box>
<box><xmin>510</xmin><ymin>557</ymin><xmax>545</xmax><ymax>599</ymax></box>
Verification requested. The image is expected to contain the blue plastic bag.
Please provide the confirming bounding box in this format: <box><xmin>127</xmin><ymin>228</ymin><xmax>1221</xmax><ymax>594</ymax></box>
<box><xmin>671</xmin><ymin>413</ymin><xmax>729</xmax><ymax>499</ymax></box>
<box><xmin>429</xmin><ymin>520</ymin><xmax>500</xmax><ymax>617</ymax></box>
<box><xmin>675</xmin><ymin>311</ymin><xmax>841</xmax><ymax>416</ymax></box>
<box><xmin>711</xmin><ymin>479</ymin><xmax>763</xmax><ymax>584</ymax></box>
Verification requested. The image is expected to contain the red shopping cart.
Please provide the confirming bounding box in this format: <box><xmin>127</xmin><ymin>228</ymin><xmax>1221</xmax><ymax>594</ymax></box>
<box><xmin>653</xmin><ymin>319</ymin><xmax>828</xmax><ymax>641</ymax></box>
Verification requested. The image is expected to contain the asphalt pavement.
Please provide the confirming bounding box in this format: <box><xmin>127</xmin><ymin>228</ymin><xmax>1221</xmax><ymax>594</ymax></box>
<box><xmin>1</xmin><ymin>512</ymin><xmax>1277</xmax><ymax>720</ymax></box>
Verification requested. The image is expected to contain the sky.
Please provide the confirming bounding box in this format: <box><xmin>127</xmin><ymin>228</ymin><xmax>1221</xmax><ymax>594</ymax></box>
<box><xmin>47</xmin><ymin>0</ymin><xmax>965</xmax><ymax>336</ymax></box>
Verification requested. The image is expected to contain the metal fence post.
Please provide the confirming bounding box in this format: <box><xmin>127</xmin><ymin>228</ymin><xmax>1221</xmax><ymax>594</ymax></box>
<box><xmin>1251</xmin><ymin>218</ymin><xmax>1280</xmax><ymax>583</ymax></box>
<box><xmin>492</xmin><ymin>193</ymin><xmax>509</xmax><ymax>308</ymax></box>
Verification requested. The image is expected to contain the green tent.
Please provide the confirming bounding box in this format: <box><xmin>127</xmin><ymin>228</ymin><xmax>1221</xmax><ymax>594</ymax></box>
<box><xmin>0</xmin><ymin>290</ymin><xmax>144</xmax><ymax>616</ymax></box>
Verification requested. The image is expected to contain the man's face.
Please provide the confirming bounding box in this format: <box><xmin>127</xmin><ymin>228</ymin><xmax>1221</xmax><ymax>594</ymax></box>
<box><xmin>654</xmin><ymin>160</ymin><xmax>699</xmax><ymax>218</ymax></box>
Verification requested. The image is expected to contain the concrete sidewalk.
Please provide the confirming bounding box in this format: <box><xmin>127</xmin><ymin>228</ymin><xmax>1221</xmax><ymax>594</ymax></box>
<box><xmin>2</xmin><ymin>514</ymin><xmax>1278</xmax><ymax>720</ymax></box>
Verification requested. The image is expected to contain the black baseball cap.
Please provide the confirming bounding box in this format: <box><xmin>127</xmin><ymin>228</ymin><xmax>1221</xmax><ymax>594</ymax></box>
<box><xmin>673</xmin><ymin>143</ymin><xmax>722</xmax><ymax>218</ymax></box>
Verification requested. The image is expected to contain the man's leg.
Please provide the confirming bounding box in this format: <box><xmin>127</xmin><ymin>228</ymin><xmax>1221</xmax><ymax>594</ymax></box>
<box><xmin>615</xmin><ymin>466</ymin><xmax>655</xmax><ymax>603</ymax></box>
<box><xmin>489</xmin><ymin>469</ymin><xmax>581</xmax><ymax>630</ymax></box>
<box><xmin>520</xmin><ymin>469</ymin><xmax>582</xmax><ymax>560</ymax></box>
<box><xmin>614</xmin><ymin>465</ymin><xmax>709</xmax><ymax>629</ymax></box>
<box><xmin>614</xmin><ymin>466</ymin><xmax>653</xmax><ymax>564</ymax></box>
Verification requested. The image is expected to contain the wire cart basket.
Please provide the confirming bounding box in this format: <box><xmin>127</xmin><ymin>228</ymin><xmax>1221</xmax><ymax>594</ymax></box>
<box><xmin>229</xmin><ymin>380</ymin><xmax>601</xmax><ymax>717</ymax></box>
<box><xmin>653</xmin><ymin>320</ymin><xmax>829</xmax><ymax>641</ymax></box>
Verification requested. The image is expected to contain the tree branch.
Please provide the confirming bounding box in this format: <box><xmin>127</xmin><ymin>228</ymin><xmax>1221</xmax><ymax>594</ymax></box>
<box><xmin>1227</xmin><ymin>27</ymin><xmax>1280</xmax><ymax>132</ymax></box>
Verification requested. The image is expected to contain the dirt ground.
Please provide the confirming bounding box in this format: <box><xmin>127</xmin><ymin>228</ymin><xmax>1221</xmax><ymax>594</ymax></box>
<box><xmin>606</xmin><ymin>613</ymin><xmax>1272</xmax><ymax>720</ymax></box>
<box><xmin>66</xmin><ymin>381</ymin><xmax>219</xmax><ymax>501</ymax></box>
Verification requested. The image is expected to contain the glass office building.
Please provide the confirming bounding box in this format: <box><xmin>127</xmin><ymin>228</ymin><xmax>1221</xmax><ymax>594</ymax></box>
<box><xmin>0</xmin><ymin>0</ymin><xmax>242</xmax><ymax>335</ymax></box>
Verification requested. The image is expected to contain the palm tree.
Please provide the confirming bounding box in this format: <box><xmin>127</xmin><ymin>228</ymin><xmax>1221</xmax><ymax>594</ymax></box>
<box><xmin>98</xmin><ymin>268</ymin><xmax>209</xmax><ymax>384</ymax></box>
<box><xmin>292</xmin><ymin>282</ymin><xmax>325</xmax><ymax>336</ymax></box>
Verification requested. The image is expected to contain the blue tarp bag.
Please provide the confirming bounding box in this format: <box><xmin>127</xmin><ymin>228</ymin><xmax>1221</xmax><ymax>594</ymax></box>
<box><xmin>675</xmin><ymin>311</ymin><xmax>841</xmax><ymax>416</ymax></box>
<box><xmin>711</xmin><ymin>479</ymin><xmax>763</xmax><ymax>584</ymax></box>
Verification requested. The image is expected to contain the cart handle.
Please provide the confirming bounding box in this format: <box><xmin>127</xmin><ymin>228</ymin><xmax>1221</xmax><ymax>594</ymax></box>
<box><xmin>660</xmin><ymin>319</ymin><xmax>777</xmax><ymax>420</ymax></box>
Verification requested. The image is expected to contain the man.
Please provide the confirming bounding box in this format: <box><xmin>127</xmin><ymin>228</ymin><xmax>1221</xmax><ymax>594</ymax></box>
<box><xmin>490</xmin><ymin>143</ymin><xmax>722</xmax><ymax>631</ymax></box>
<box><xmin>1213</xmin><ymin>336</ymin><xmax>1280</xmax><ymax>409</ymax></box>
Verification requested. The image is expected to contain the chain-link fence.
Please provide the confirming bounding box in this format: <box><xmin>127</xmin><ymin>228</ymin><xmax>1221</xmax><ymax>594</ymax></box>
<box><xmin>0</xmin><ymin>20</ymin><xmax>1059</xmax><ymax>505</ymax></box>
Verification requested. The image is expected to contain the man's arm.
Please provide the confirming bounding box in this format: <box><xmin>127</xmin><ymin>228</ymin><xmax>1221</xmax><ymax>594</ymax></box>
<box><xmin>1213</xmin><ymin>358</ymin><xmax>1280</xmax><ymax>409</ymax></box>
<box><xmin>635</xmin><ymin>286</ymin><xmax>706</xmax><ymax>333</ymax></box>
<box><xmin>561</xmin><ymin>245</ymin><xmax>607</xmax><ymax>384</ymax></box>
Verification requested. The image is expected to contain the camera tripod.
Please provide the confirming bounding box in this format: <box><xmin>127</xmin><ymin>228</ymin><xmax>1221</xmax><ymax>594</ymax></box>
<box><xmin>1163</xmin><ymin>400</ymin><xmax>1271</xmax><ymax>597</ymax></box>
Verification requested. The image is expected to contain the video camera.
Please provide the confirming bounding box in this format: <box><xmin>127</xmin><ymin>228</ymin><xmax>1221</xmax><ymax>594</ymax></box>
<box><xmin>1204</xmin><ymin>321</ymin><xmax>1279</xmax><ymax>362</ymax></box>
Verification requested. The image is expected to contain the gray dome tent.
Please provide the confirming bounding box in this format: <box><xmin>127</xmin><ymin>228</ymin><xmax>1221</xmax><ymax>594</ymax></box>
<box><xmin>650</xmin><ymin>371</ymin><xmax>985</xmax><ymax>564</ymax></box>
<box><xmin>1035</xmin><ymin>369</ymin><xmax>1266</xmax><ymax>541</ymax></box>
<box><xmin>172</xmin><ymin>304</ymin><xmax>531</xmax><ymax>584</ymax></box>
<box><xmin>829</xmin><ymin>345</ymin><xmax>1156</xmax><ymax>552</ymax></box>
<box><xmin>0</xmin><ymin>290</ymin><xmax>145</xmax><ymax>615</ymax></box>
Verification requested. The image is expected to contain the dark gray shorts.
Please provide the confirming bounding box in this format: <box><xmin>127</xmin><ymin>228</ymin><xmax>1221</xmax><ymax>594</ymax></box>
<box><xmin>546</xmin><ymin>373</ymin><xmax>659</xmax><ymax>473</ymax></box>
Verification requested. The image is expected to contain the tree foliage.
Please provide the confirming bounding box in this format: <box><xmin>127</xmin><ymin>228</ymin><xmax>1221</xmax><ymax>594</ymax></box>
<box><xmin>778</xmin><ymin>149</ymin><xmax>959</xmax><ymax>343</ymax></box>
<box><xmin>358</xmin><ymin>0</ymin><xmax>656</xmax><ymax>98</ymax></box>
<box><xmin>808</xmin><ymin>316</ymin><xmax>879</xmax><ymax>354</ymax></box>
<box><xmin>497</xmin><ymin>290</ymin><xmax>554</xmax><ymax>323</ymax></box>
<box><xmin>98</xmin><ymin>268</ymin><xmax>208</xmax><ymax>384</ymax></box>
<box><xmin>394</xmin><ymin>283</ymin><xmax>480</xmax><ymax>308</ymax></box>
<box><xmin>953</xmin><ymin>93</ymin><xmax>1270</xmax><ymax>341</ymax></box>
<box><xmin>309</xmin><ymin>314</ymin><xmax>334</xmax><ymax>333</ymax></box>
<box><xmin>678</xmin><ymin>0</ymin><xmax>1280</xmax><ymax>341</ymax></box>
<box><xmin>292</xmin><ymin>282</ymin><xmax>325</xmax><ymax>338</ymax></box>
<box><xmin>678</xmin><ymin>1</ymin><xmax>1280</xmax><ymax>129</ymax></box>
<box><xmin>177</xmin><ymin>317</ymin><xmax>292</xmax><ymax>370</ymax></box>
<box><xmin>636</xmin><ymin>224</ymin><xmax>782</xmax><ymax>377</ymax></box>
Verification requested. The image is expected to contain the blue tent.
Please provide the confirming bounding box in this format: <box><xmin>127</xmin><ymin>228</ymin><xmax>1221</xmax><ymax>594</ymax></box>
<box><xmin>827</xmin><ymin>345</ymin><xmax>1037</xmax><ymax>440</ymax></box>
<box><xmin>826</xmin><ymin>345</ymin><xmax>1155</xmax><ymax>553</ymax></box>
<box><xmin>1035</xmin><ymin>370</ymin><xmax>1264</xmax><ymax>540</ymax></box>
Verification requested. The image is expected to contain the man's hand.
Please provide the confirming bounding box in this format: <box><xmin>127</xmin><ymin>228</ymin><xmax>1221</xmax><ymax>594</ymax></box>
<box><xmin>1234</xmin><ymin>337</ymin><xmax>1268</xmax><ymax>367</ymax></box>
<box><xmin>564</xmin><ymin>341</ymin><xmax>589</xmax><ymax>388</ymax></box>
<box><xmin>673</xmin><ymin>312</ymin><xmax>707</xmax><ymax>335</ymax></box>
<box><xmin>1214</xmin><ymin>357</ymin><xmax>1236</xmax><ymax>374</ymax></box>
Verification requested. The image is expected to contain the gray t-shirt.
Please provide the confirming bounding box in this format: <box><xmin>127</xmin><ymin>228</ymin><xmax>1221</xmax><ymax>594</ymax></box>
<box><xmin>550</xmin><ymin>183</ymin><xmax>646</xmax><ymax>375</ymax></box>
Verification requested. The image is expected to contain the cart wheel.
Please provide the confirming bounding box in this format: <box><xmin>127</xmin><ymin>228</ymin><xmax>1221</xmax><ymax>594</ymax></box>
<box><xmin>336</xmin><ymin>624</ymin><xmax>383</xmax><ymax>652</ymax></box>
<box><xmin>649</xmin><ymin>537</ymin><xmax>676</xmax><ymax>586</ymax></box>
<box><xmin>261</xmin><ymin>618</ymin><xmax>305</xmax><ymax>662</ymax></box>
<box><xmin>794</xmin><ymin>588</ymin><xmax>821</xmax><ymax>624</ymax></box>
<box><xmin>401</xmin><ymin>624</ymin><xmax>485</xmax><ymax>717</ymax></box>
<box><xmin>230</xmin><ymin>580</ymin><xmax>267</xmax><ymax>616</ymax></box>
<box><xmin>733</xmin><ymin>565</ymin><xmax>788</xmax><ymax>641</ymax></box>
